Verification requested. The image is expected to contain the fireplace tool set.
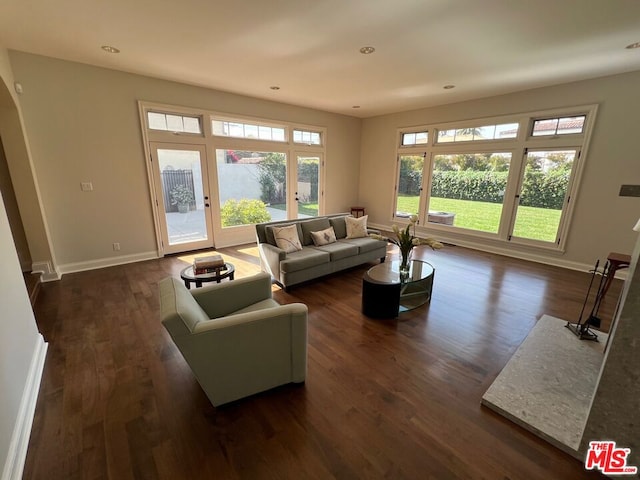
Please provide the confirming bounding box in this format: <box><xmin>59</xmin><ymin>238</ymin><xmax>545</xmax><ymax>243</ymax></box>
<box><xmin>565</xmin><ymin>259</ymin><xmax>610</xmax><ymax>341</ymax></box>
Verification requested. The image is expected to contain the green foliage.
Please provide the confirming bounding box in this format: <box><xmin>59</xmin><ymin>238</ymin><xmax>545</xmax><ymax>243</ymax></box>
<box><xmin>431</xmin><ymin>171</ymin><xmax>509</xmax><ymax>204</ymax></box>
<box><xmin>220</xmin><ymin>199</ymin><xmax>271</xmax><ymax>227</ymax></box>
<box><xmin>428</xmin><ymin>169</ymin><xmax>568</xmax><ymax>209</ymax></box>
<box><xmin>398</xmin><ymin>156</ymin><xmax>424</xmax><ymax>195</ymax></box>
<box><xmin>520</xmin><ymin>167</ymin><xmax>570</xmax><ymax>209</ymax></box>
<box><xmin>257</xmin><ymin>153</ymin><xmax>286</xmax><ymax>204</ymax></box>
<box><xmin>297</xmin><ymin>158</ymin><xmax>319</xmax><ymax>202</ymax></box>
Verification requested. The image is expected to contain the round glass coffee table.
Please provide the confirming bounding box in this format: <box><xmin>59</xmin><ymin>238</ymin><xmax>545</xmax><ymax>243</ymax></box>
<box><xmin>362</xmin><ymin>259</ymin><xmax>434</xmax><ymax>318</ymax></box>
<box><xmin>180</xmin><ymin>263</ymin><xmax>235</xmax><ymax>289</ymax></box>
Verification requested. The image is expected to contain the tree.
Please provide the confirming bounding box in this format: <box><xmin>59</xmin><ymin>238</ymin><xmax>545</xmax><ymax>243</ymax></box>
<box><xmin>257</xmin><ymin>153</ymin><xmax>286</xmax><ymax>204</ymax></box>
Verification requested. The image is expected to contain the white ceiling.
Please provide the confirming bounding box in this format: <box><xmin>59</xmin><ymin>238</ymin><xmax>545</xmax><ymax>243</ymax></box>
<box><xmin>1</xmin><ymin>0</ymin><xmax>640</xmax><ymax>118</ymax></box>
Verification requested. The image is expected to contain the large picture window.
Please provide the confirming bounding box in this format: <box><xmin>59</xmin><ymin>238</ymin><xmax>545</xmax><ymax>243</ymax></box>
<box><xmin>393</xmin><ymin>105</ymin><xmax>596</xmax><ymax>250</ymax></box>
<box><xmin>429</xmin><ymin>153</ymin><xmax>511</xmax><ymax>234</ymax></box>
<box><xmin>216</xmin><ymin>150</ymin><xmax>288</xmax><ymax>227</ymax></box>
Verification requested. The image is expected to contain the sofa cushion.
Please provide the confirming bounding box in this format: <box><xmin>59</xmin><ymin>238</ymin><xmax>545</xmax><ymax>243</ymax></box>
<box><xmin>329</xmin><ymin>216</ymin><xmax>348</xmax><ymax>239</ymax></box>
<box><xmin>280</xmin><ymin>248</ymin><xmax>330</xmax><ymax>273</ymax></box>
<box><xmin>312</xmin><ymin>241</ymin><xmax>359</xmax><ymax>261</ymax></box>
<box><xmin>265</xmin><ymin>223</ymin><xmax>303</xmax><ymax>247</ymax></box>
<box><xmin>311</xmin><ymin>226</ymin><xmax>337</xmax><ymax>246</ymax></box>
<box><xmin>272</xmin><ymin>225</ymin><xmax>303</xmax><ymax>253</ymax></box>
<box><xmin>339</xmin><ymin>237</ymin><xmax>387</xmax><ymax>254</ymax></box>
<box><xmin>346</xmin><ymin>215</ymin><xmax>368</xmax><ymax>239</ymax></box>
<box><xmin>300</xmin><ymin>218</ymin><xmax>331</xmax><ymax>246</ymax></box>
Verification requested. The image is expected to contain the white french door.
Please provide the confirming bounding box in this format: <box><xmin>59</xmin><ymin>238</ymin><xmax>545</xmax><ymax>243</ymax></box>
<box><xmin>150</xmin><ymin>142</ymin><xmax>214</xmax><ymax>254</ymax></box>
<box><xmin>507</xmin><ymin>148</ymin><xmax>579</xmax><ymax>245</ymax></box>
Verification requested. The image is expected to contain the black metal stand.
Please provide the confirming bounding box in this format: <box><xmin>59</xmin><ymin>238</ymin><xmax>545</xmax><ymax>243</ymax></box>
<box><xmin>565</xmin><ymin>259</ymin><xmax>610</xmax><ymax>342</ymax></box>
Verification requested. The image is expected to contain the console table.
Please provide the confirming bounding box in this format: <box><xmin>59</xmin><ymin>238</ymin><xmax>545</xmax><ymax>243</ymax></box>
<box><xmin>362</xmin><ymin>259</ymin><xmax>434</xmax><ymax>318</ymax></box>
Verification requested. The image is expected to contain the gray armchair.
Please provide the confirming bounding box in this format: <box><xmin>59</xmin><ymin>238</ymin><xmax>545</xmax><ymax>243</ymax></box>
<box><xmin>159</xmin><ymin>272</ymin><xmax>308</xmax><ymax>407</ymax></box>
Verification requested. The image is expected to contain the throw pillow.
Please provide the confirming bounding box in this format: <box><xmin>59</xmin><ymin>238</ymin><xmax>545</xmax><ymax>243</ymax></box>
<box><xmin>273</xmin><ymin>224</ymin><xmax>303</xmax><ymax>253</ymax></box>
<box><xmin>311</xmin><ymin>226</ymin><xmax>337</xmax><ymax>246</ymax></box>
<box><xmin>345</xmin><ymin>215</ymin><xmax>368</xmax><ymax>239</ymax></box>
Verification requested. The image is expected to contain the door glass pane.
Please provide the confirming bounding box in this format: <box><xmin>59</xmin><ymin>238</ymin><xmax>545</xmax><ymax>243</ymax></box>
<box><xmin>297</xmin><ymin>156</ymin><xmax>319</xmax><ymax>219</ymax></box>
<box><xmin>512</xmin><ymin>150</ymin><xmax>575</xmax><ymax>242</ymax></box>
<box><xmin>429</xmin><ymin>153</ymin><xmax>512</xmax><ymax>232</ymax></box>
<box><xmin>216</xmin><ymin>150</ymin><xmax>286</xmax><ymax>227</ymax></box>
<box><xmin>395</xmin><ymin>155</ymin><xmax>424</xmax><ymax>217</ymax></box>
<box><xmin>157</xmin><ymin>149</ymin><xmax>208</xmax><ymax>245</ymax></box>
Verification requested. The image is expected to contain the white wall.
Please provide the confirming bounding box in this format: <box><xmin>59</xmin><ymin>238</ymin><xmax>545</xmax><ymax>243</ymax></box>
<box><xmin>8</xmin><ymin>51</ymin><xmax>362</xmax><ymax>271</ymax></box>
<box><xmin>0</xmin><ymin>49</ymin><xmax>57</xmax><ymax>280</ymax></box>
<box><xmin>0</xmin><ymin>49</ymin><xmax>47</xmax><ymax>480</ymax></box>
<box><xmin>359</xmin><ymin>71</ymin><xmax>640</xmax><ymax>270</ymax></box>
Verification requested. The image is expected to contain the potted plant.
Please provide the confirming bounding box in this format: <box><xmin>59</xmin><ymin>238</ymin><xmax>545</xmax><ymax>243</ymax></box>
<box><xmin>370</xmin><ymin>215</ymin><xmax>442</xmax><ymax>275</ymax></box>
<box><xmin>169</xmin><ymin>184</ymin><xmax>194</xmax><ymax>213</ymax></box>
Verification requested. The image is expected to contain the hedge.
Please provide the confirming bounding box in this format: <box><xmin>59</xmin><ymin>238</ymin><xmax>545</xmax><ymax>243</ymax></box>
<box><xmin>427</xmin><ymin>170</ymin><xmax>568</xmax><ymax>210</ymax></box>
<box><xmin>221</xmin><ymin>199</ymin><xmax>271</xmax><ymax>227</ymax></box>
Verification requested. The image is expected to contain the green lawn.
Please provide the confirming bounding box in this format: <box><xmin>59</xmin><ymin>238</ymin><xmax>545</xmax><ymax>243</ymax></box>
<box><xmin>270</xmin><ymin>203</ymin><xmax>319</xmax><ymax>217</ymax></box>
<box><xmin>396</xmin><ymin>195</ymin><xmax>561</xmax><ymax>242</ymax></box>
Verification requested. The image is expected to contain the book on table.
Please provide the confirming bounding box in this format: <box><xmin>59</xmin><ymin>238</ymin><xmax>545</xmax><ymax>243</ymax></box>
<box><xmin>193</xmin><ymin>254</ymin><xmax>226</xmax><ymax>275</ymax></box>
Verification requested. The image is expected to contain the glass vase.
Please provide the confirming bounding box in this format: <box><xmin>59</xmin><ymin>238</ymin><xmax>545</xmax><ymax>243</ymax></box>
<box><xmin>400</xmin><ymin>247</ymin><xmax>412</xmax><ymax>277</ymax></box>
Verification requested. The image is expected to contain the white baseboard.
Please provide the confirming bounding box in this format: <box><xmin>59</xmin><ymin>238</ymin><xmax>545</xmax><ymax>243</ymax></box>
<box><xmin>57</xmin><ymin>250</ymin><xmax>159</xmax><ymax>276</ymax></box>
<box><xmin>31</xmin><ymin>261</ymin><xmax>60</xmax><ymax>282</ymax></box>
<box><xmin>1</xmin><ymin>335</ymin><xmax>47</xmax><ymax>480</ymax></box>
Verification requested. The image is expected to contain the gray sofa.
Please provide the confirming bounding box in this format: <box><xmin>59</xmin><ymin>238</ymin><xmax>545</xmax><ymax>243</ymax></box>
<box><xmin>256</xmin><ymin>213</ymin><xmax>387</xmax><ymax>290</ymax></box>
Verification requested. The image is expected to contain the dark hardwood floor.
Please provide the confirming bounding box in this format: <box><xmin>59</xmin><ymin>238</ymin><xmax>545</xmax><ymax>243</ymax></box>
<box><xmin>24</xmin><ymin>243</ymin><xmax>620</xmax><ymax>479</ymax></box>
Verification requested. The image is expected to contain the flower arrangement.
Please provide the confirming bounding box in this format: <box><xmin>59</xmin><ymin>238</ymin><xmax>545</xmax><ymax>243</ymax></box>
<box><xmin>371</xmin><ymin>215</ymin><xmax>442</xmax><ymax>273</ymax></box>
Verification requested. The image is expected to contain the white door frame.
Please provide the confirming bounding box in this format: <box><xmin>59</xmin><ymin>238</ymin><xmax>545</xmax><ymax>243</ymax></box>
<box><xmin>149</xmin><ymin>142</ymin><xmax>214</xmax><ymax>255</ymax></box>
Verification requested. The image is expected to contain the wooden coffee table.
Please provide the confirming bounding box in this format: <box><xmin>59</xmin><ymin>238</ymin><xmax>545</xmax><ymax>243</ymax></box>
<box><xmin>180</xmin><ymin>263</ymin><xmax>235</xmax><ymax>289</ymax></box>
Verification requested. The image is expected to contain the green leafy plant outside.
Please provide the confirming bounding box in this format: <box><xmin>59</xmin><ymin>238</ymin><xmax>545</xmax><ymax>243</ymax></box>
<box><xmin>220</xmin><ymin>199</ymin><xmax>271</xmax><ymax>227</ymax></box>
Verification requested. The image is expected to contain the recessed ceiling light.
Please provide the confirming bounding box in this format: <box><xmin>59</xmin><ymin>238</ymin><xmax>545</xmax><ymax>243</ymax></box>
<box><xmin>359</xmin><ymin>46</ymin><xmax>375</xmax><ymax>54</ymax></box>
<box><xmin>443</xmin><ymin>84</ymin><xmax>456</xmax><ymax>90</ymax></box>
<box><xmin>101</xmin><ymin>45</ymin><xmax>120</xmax><ymax>54</ymax></box>
<box><xmin>269</xmin><ymin>86</ymin><xmax>280</xmax><ymax>90</ymax></box>
<box><xmin>625</xmin><ymin>42</ymin><xmax>640</xmax><ymax>49</ymax></box>
<box><xmin>352</xmin><ymin>105</ymin><xmax>361</xmax><ymax>109</ymax></box>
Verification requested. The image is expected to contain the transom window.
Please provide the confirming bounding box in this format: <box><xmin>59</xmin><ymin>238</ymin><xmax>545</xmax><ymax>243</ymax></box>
<box><xmin>531</xmin><ymin>115</ymin><xmax>586</xmax><ymax>137</ymax></box>
<box><xmin>211</xmin><ymin>118</ymin><xmax>286</xmax><ymax>142</ymax></box>
<box><xmin>437</xmin><ymin>122</ymin><xmax>518</xmax><ymax>143</ymax></box>
<box><xmin>401</xmin><ymin>131</ymin><xmax>429</xmax><ymax>146</ymax></box>
<box><xmin>293</xmin><ymin>129</ymin><xmax>322</xmax><ymax>145</ymax></box>
<box><xmin>148</xmin><ymin>112</ymin><xmax>202</xmax><ymax>134</ymax></box>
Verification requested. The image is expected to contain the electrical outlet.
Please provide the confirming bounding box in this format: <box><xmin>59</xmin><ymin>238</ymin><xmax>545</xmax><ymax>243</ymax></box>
<box><xmin>81</xmin><ymin>182</ymin><xmax>93</xmax><ymax>191</ymax></box>
<box><xmin>112</xmin><ymin>242</ymin><xmax>120</xmax><ymax>251</ymax></box>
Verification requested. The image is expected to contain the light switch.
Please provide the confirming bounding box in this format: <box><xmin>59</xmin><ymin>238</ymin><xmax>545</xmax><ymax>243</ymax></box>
<box><xmin>81</xmin><ymin>182</ymin><xmax>93</xmax><ymax>191</ymax></box>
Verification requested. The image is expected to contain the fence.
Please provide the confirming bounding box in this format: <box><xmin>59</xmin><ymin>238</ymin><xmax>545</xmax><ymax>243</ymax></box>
<box><xmin>161</xmin><ymin>169</ymin><xmax>196</xmax><ymax>212</ymax></box>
